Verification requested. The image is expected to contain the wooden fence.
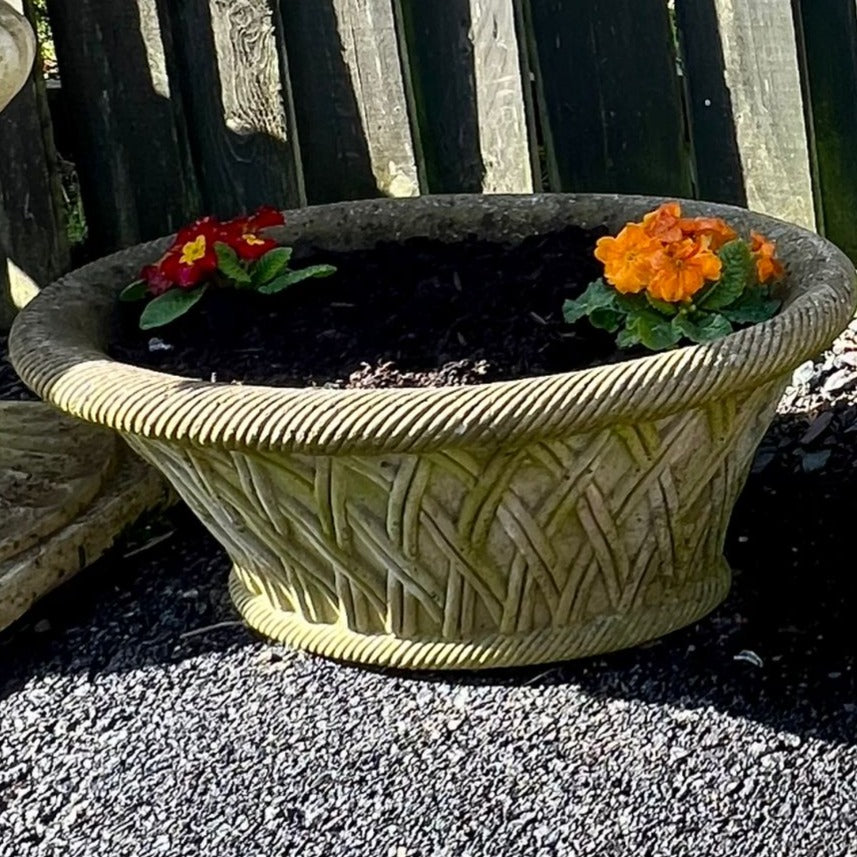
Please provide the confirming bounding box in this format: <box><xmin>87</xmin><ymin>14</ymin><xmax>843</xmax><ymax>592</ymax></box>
<box><xmin>3</xmin><ymin>0</ymin><xmax>857</xmax><ymax>325</ymax></box>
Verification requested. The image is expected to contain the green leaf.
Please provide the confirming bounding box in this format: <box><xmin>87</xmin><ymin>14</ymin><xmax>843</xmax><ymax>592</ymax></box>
<box><xmin>119</xmin><ymin>280</ymin><xmax>148</xmax><ymax>302</ymax></box>
<box><xmin>620</xmin><ymin>300</ymin><xmax>681</xmax><ymax>351</ymax></box>
<box><xmin>562</xmin><ymin>298</ymin><xmax>587</xmax><ymax>325</ymax></box>
<box><xmin>251</xmin><ymin>247</ymin><xmax>293</xmax><ymax>287</ymax></box>
<box><xmin>617</xmin><ymin>312</ymin><xmax>680</xmax><ymax>351</ymax></box>
<box><xmin>139</xmin><ymin>285</ymin><xmax>208</xmax><ymax>330</ymax></box>
<box><xmin>616</xmin><ymin>325</ymin><xmax>642</xmax><ymax>348</ymax></box>
<box><xmin>214</xmin><ymin>242</ymin><xmax>252</xmax><ymax>285</ymax></box>
<box><xmin>699</xmin><ymin>240</ymin><xmax>754</xmax><ymax>310</ymax></box>
<box><xmin>614</xmin><ymin>292</ymin><xmax>649</xmax><ymax>314</ymax></box>
<box><xmin>257</xmin><ymin>264</ymin><xmax>337</xmax><ymax>294</ymax></box>
<box><xmin>672</xmin><ymin>311</ymin><xmax>734</xmax><ymax>343</ymax></box>
<box><xmin>636</xmin><ymin>313</ymin><xmax>682</xmax><ymax>350</ymax></box>
<box><xmin>562</xmin><ymin>279</ymin><xmax>617</xmax><ymax>324</ymax></box>
<box><xmin>589</xmin><ymin>307</ymin><xmax>622</xmax><ymax>333</ymax></box>
<box><xmin>721</xmin><ymin>290</ymin><xmax>781</xmax><ymax>325</ymax></box>
<box><xmin>645</xmin><ymin>294</ymin><xmax>679</xmax><ymax>316</ymax></box>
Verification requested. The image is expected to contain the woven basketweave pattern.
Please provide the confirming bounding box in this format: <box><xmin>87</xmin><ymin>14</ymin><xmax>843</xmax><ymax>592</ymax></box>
<box><xmin>124</xmin><ymin>378</ymin><xmax>780</xmax><ymax>668</ymax></box>
<box><xmin>9</xmin><ymin>195</ymin><xmax>857</xmax><ymax>668</ymax></box>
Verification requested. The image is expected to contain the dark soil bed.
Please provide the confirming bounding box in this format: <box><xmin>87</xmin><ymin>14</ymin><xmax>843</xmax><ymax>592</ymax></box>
<box><xmin>109</xmin><ymin>226</ymin><xmax>628</xmax><ymax>389</ymax></box>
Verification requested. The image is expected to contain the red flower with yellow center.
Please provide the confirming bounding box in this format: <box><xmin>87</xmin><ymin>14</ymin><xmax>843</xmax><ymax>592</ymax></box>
<box><xmin>750</xmin><ymin>231</ymin><xmax>785</xmax><ymax>283</ymax></box>
<box><xmin>138</xmin><ymin>206</ymin><xmax>292</xmax><ymax>295</ymax></box>
<box><xmin>179</xmin><ymin>235</ymin><xmax>208</xmax><ymax>266</ymax></box>
<box><xmin>648</xmin><ymin>238</ymin><xmax>723</xmax><ymax>303</ymax></box>
<box><xmin>140</xmin><ymin>217</ymin><xmax>219</xmax><ymax>294</ymax></box>
<box><xmin>229</xmin><ymin>231</ymin><xmax>279</xmax><ymax>261</ymax></box>
<box><xmin>225</xmin><ymin>205</ymin><xmax>286</xmax><ymax>233</ymax></box>
<box><xmin>222</xmin><ymin>206</ymin><xmax>285</xmax><ymax>260</ymax></box>
<box><xmin>249</xmin><ymin>206</ymin><xmax>286</xmax><ymax>230</ymax></box>
<box><xmin>594</xmin><ymin>223</ymin><xmax>661</xmax><ymax>293</ymax></box>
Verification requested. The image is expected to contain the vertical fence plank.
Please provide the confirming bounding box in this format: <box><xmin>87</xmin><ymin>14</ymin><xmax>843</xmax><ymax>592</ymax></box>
<box><xmin>522</xmin><ymin>0</ymin><xmax>692</xmax><ymax>197</ymax></box>
<box><xmin>397</xmin><ymin>0</ymin><xmax>532</xmax><ymax>194</ymax></box>
<box><xmin>0</xmin><ymin>0</ymin><xmax>68</xmax><ymax>328</ymax></box>
<box><xmin>676</xmin><ymin>0</ymin><xmax>815</xmax><ymax>229</ymax></box>
<box><xmin>673</xmin><ymin>0</ymin><xmax>745</xmax><ymax>207</ymax></box>
<box><xmin>165</xmin><ymin>0</ymin><xmax>304</xmax><ymax>219</ymax></box>
<box><xmin>794</xmin><ymin>0</ymin><xmax>857</xmax><ymax>258</ymax></box>
<box><xmin>511</xmin><ymin>0</ymin><xmax>544</xmax><ymax>191</ymax></box>
<box><xmin>46</xmin><ymin>0</ymin><xmax>201</xmax><ymax>252</ymax></box>
<box><xmin>470</xmin><ymin>0</ymin><xmax>532</xmax><ymax>193</ymax></box>
<box><xmin>280</xmin><ymin>0</ymin><xmax>420</xmax><ymax>204</ymax></box>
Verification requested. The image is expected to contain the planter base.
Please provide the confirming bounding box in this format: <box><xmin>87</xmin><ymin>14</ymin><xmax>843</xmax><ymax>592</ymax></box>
<box><xmin>229</xmin><ymin>561</ymin><xmax>731</xmax><ymax>670</ymax></box>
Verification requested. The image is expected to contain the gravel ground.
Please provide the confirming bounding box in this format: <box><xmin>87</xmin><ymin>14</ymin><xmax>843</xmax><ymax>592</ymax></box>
<box><xmin>3</xmin><ymin>332</ymin><xmax>857</xmax><ymax>856</ymax></box>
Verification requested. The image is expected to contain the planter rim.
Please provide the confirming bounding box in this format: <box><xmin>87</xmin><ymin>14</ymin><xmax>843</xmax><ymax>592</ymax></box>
<box><xmin>9</xmin><ymin>193</ymin><xmax>857</xmax><ymax>456</ymax></box>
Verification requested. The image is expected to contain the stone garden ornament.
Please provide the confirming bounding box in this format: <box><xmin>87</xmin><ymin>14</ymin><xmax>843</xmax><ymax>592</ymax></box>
<box><xmin>0</xmin><ymin>0</ymin><xmax>36</xmax><ymax>112</ymax></box>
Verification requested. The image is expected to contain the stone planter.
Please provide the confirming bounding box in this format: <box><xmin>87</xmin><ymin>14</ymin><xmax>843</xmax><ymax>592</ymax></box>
<box><xmin>9</xmin><ymin>195</ymin><xmax>856</xmax><ymax>669</ymax></box>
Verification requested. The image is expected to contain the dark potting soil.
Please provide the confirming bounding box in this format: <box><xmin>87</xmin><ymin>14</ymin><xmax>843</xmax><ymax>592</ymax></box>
<box><xmin>109</xmin><ymin>225</ymin><xmax>638</xmax><ymax>389</ymax></box>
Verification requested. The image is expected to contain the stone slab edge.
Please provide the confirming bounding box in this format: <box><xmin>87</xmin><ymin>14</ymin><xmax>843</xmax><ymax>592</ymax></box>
<box><xmin>0</xmin><ymin>443</ymin><xmax>172</xmax><ymax>632</ymax></box>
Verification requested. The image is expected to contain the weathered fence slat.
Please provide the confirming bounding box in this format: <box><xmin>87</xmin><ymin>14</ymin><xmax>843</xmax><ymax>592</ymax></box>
<box><xmin>45</xmin><ymin>0</ymin><xmax>200</xmax><ymax>252</ymax></box>
<box><xmin>673</xmin><ymin>0</ymin><xmax>745</xmax><ymax>207</ymax></box>
<box><xmin>511</xmin><ymin>0</ymin><xmax>543</xmax><ymax>191</ymax></box>
<box><xmin>280</xmin><ymin>0</ymin><xmax>420</xmax><ymax>204</ymax></box>
<box><xmin>397</xmin><ymin>0</ymin><xmax>532</xmax><ymax>194</ymax></box>
<box><xmin>13</xmin><ymin>0</ymin><xmax>857</xmax><ymax>271</ymax></box>
<box><xmin>522</xmin><ymin>0</ymin><xmax>692</xmax><ymax>197</ymax></box>
<box><xmin>0</xmin><ymin>0</ymin><xmax>68</xmax><ymax>328</ymax></box>
<box><xmin>794</xmin><ymin>0</ymin><xmax>857</xmax><ymax>258</ymax></box>
<box><xmin>676</xmin><ymin>0</ymin><xmax>816</xmax><ymax>229</ymax></box>
<box><xmin>164</xmin><ymin>0</ymin><xmax>304</xmax><ymax>219</ymax></box>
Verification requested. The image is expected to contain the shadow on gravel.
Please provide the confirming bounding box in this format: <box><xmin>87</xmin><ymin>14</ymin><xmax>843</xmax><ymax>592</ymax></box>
<box><xmin>2</xmin><ymin>405</ymin><xmax>856</xmax><ymax>745</ymax></box>
<box><xmin>0</xmin><ymin>507</ymin><xmax>258</xmax><ymax>702</ymax></box>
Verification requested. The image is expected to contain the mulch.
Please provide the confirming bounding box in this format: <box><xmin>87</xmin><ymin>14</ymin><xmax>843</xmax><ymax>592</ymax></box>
<box><xmin>108</xmin><ymin>226</ymin><xmax>633</xmax><ymax>388</ymax></box>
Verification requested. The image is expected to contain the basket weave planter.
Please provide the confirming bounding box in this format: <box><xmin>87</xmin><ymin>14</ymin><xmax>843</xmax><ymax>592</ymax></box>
<box><xmin>10</xmin><ymin>195</ymin><xmax>857</xmax><ymax>669</ymax></box>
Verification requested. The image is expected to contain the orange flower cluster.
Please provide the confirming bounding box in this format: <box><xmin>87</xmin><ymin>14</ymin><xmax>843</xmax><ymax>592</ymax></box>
<box><xmin>594</xmin><ymin>202</ymin><xmax>782</xmax><ymax>303</ymax></box>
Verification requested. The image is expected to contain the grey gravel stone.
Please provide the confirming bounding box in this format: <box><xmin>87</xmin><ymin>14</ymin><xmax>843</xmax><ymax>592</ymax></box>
<box><xmin>801</xmin><ymin>449</ymin><xmax>832</xmax><ymax>473</ymax></box>
<box><xmin>835</xmin><ymin>352</ymin><xmax>857</xmax><ymax>370</ymax></box>
<box><xmin>790</xmin><ymin>360</ymin><xmax>816</xmax><ymax>387</ymax></box>
<box><xmin>0</xmin><ymin>498</ymin><xmax>854</xmax><ymax>857</ymax></box>
<box><xmin>799</xmin><ymin>412</ymin><xmax>833</xmax><ymax>445</ymax></box>
<box><xmin>823</xmin><ymin>368</ymin><xmax>857</xmax><ymax>396</ymax></box>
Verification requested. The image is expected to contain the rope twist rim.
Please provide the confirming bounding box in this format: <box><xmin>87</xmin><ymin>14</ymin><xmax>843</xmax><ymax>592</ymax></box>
<box><xmin>9</xmin><ymin>194</ymin><xmax>856</xmax><ymax>456</ymax></box>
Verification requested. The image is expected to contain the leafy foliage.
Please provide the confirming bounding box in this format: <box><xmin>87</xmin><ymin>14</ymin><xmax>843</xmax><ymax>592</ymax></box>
<box><xmin>214</xmin><ymin>242</ymin><xmax>252</xmax><ymax>286</ymax></box>
<box><xmin>124</xmin><ymin>207</ymin><xmax>338</xmax><ymax>330</ymax></box>
<box><xmin>698</xmin><ymin>240</ymin><xmax>755</xmax><ymax>310</ymax></box>
<box><xmin>564</xmin><ymin>209</ymin><xmax>783</xmax><ymax>352</ymax></box>
<box><xmin>251</xmin><ymin>247</ymin><xmax>293</xmax><ymax>287</ymax></box>
<box><xmin>119</xmin><ymin>280</ymin><xmax>148</xmax><ymax>302</ymax></box>
<box><xmin>140</xmin><ymin>286</ymin><xmax>208</xmax><ymax>330</ymax></box>
<box><xmin>721</xmin><ymin>289</ymin><xmax>782</xmax><ymax>324</ymax></box>
<box><xmin>257</xmin><ymin>265</ymin><xmax>337</xmax><ymax>294</ymax></box>
<box><xmin>564</xmin><ymin>268</ymin><xmax>780</xmax><ymax>352</ymax></box>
